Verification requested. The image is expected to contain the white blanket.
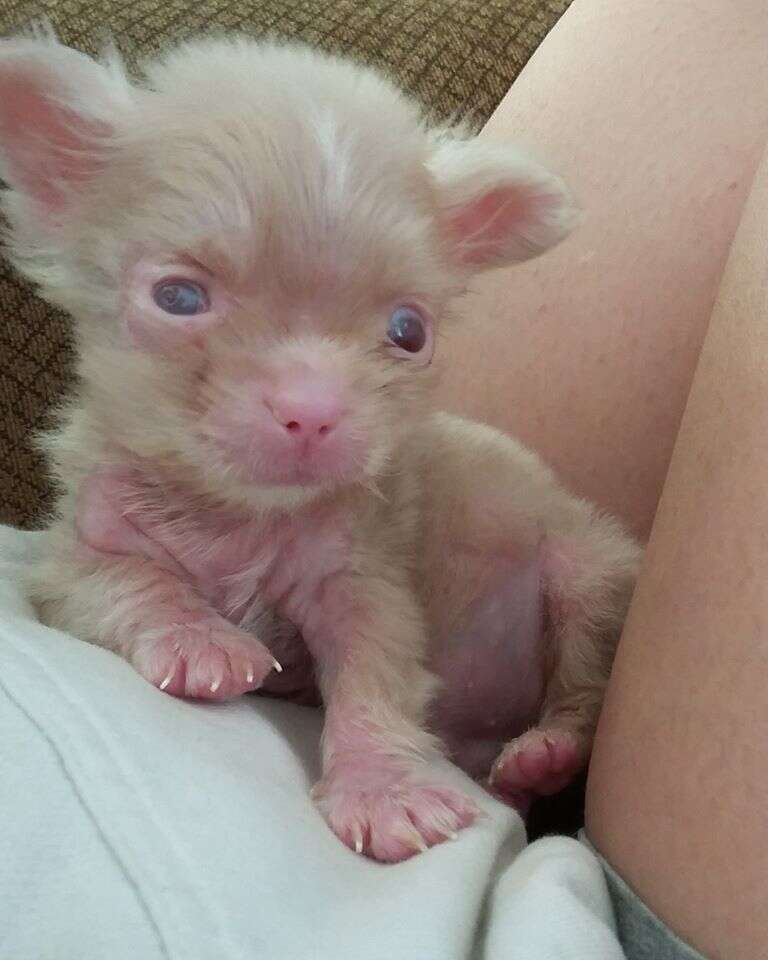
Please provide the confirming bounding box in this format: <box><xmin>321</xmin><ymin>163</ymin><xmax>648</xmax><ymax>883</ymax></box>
<box><xmin>0</xmin><ymin>525</ymin><xmax>625</xmax><ymax>960</ymax></box>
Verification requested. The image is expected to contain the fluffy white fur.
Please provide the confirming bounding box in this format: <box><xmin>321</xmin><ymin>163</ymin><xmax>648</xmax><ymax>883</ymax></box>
<box><xmin>0</xmin><ymin>33</ymin><xmax>639</xmax><ymax>862</ymax></box>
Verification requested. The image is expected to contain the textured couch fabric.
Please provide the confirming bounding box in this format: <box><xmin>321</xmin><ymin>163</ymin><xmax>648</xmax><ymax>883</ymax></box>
<box><xmin>0</xmin><ymin>0</ymin><xmax>572</xmax><ymax>528</ymax></box>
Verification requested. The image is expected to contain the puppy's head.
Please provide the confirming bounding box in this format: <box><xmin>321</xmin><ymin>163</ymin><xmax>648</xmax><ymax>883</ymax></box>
<box><xmin>0</xmin><ymin>35</ymin><xmax>574</xmax><ymax>507</ymax></box>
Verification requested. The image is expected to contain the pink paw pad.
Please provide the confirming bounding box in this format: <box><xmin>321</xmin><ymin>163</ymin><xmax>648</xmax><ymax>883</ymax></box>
<box><xmin>131</xmin><ymin>617</ymin><xmax>280</xmax><ymax>701</ymax></box>
<box><xmin>490</xmin><ymin>728</ymin><xmax>584</xmax><ymax>798</ymax></box>
<box><xmin>314</xmin><ymin>777</ymin><xmax>478</xmax><ymax>863</ymax></box>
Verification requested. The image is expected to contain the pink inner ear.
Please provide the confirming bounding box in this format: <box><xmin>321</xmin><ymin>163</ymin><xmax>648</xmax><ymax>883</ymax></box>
<box><xmin>0</xmin><ymin>73</ymin><xmax>107</xmax><ymax>212</ymax></box>
<box><xmin>447</xmin><ymin>187</ymin><xmax>527</xmax><ymax>265</ymax></box>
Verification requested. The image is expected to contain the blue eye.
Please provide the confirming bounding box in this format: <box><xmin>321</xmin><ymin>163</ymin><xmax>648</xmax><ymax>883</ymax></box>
<box><xmin>153</xmin><ymin>279</ymin><xmax>210</xmax><ymax>316</ymax></box>
<box><xmin>387</xmin><ymin>306</ymin><xmax>426</xmax><ymax>354</ymax></box>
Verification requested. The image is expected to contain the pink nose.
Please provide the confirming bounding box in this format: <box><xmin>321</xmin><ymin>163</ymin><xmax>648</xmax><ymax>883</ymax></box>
<box><xmin>266</xmin><ymin>387</ymin><xmax>345</xmax><ymax>439</ymax></box>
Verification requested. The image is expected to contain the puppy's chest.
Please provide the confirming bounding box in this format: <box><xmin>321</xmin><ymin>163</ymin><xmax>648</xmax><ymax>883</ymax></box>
<box><xmin>135</xmin><ymin>497</ymin><xmax>354</xmax><ymax>627</ymax></box>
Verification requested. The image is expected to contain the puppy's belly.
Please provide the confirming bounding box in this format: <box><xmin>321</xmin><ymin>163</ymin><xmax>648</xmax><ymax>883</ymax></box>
<box><xmin>429</xmin><ymin>551</ymin><xmax>546</xmax><ymax>778</ymax></box>
<box><xmin>253</xmin><ymin>549</ymin><xmax>549</xmax><ymax>768</ymax></box>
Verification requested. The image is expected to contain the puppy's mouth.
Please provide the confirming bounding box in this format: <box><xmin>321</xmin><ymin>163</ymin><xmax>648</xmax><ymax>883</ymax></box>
<box><xmin>204</xmin><ymin>428</ymin><xmax>371</xmax><ymax>489</ymax></box>
<box><xmin>256</xmin><ymin>454</ymin><xmax>364</xmax><ymax>487</ymax></box>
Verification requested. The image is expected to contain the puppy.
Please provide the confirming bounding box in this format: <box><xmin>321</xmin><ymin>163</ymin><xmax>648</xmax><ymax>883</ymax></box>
<box><xmin>0</xmin><ymin>34</ymin><xmax>640</xmax><ymax>862</ymax></box>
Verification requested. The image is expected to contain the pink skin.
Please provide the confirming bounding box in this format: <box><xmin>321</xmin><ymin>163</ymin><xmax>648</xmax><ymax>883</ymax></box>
<box><xmin>429</xmin><ymin>551</ymin><xmax>545</xmax><ymax>766</ymax></box>
<box><xmin>130</xmin><ymin>611</ymin><xmax>277</xmax><ymax>700</ymax></box>
<box><xmin>489</xmin><ymin>728</ymin><xmax>582</xmax><ymax>798</ymax></box>
<box><xmin>0</xmin><ymin>61</ymin><xmax>110</xmax><ymax>217</ymax></box>
<box><xmin>318</xmin><ymin>780</ymin><xmax>476</xmax><ymax>862</ymax></box>
<box><xmin>314</xmin><ymin>729</ymin><xmax>477</xmax><ymax>862</ymax></box>
<box><xmin>428</xmin><ymin>548</ymin><xmax>553</xmax><ymax>810</ymax></box>
<box><xmin>447</xmin><ymin>185</ymin><xmax>568</xmax><ymax>267</ymax></box>
<box><xmin>427</xmin><ymin>541</ymin><xmax>591</xmax><ymax>808</ymax></box>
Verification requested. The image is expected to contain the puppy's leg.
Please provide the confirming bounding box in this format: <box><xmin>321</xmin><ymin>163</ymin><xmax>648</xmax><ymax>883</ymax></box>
<box><xmin>491</xmin><ymin>512</ymin><xmax>639</xmax><ymax>797</ymax></box>
<box><xmin>307</xmin><ymin>574</ymin><xmax>478</xmax><ymax>863</ymax></box>
<box><xmin>33</xmin><ymin>549</ymin><xmax>278</xmax><ymax>700</ymax></box>
<box><xmin>414</xmin><ymin>415</ymin><xmax>640</xmax><ymax>799</ymax></box>
<box><xmin>29</xmin><ymin>469</ymin><xmax>277</xmax><ymax>701</ymax></box>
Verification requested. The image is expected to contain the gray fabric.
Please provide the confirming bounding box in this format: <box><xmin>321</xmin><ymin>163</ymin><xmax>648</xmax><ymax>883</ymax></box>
<box><xmin>580</xmin><ymin>833</ymin><xmax>708</xmax><ymax>960</ymax></box>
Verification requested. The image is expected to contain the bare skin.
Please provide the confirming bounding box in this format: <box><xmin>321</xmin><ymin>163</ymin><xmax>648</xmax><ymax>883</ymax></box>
<box><xmin>439</xmin><ymin>0</ymin><xmax>768</xmax><ymax>956</ymax></box>
<box><xmin>587</xmin><ymin>146</ymin><xmax>768</xmax><ymax>959</ymax></box>
<box><xmin>436</xmin><ymin>0</ymin><xmax>768</xmax><ymax>540</ymax></box>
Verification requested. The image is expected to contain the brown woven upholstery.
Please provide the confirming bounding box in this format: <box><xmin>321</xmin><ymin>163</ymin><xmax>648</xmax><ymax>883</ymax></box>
<box><xmin>0</xmin><ymin>0</ymin><xmax>572</xmax><ymax>528</ymax></box>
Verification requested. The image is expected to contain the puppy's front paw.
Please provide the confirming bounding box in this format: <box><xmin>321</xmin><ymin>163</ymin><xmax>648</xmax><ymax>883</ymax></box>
<box><xmin>490</xmin><ymin>727</ymin><xmax>585</xmax><ymax>798</ymax></box>
<box><xmin>313</xmin><ymin>770</ymin><xmax>478</xmax><ymax>863</ymax></box>
<box><xmin>129</xmin><ymin>615</ymin><xmax>280</xmax><ymax>700</ymax></box>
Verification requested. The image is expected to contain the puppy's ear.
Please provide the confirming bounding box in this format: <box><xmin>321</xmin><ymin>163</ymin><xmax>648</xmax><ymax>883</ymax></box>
<box><xmin>428</xmin><ymin>138</ymin><xmax>576</xmax><ymax>270</ymax></box>
<box><xmin>0</xmin><ymin>36</ymin><xmax>132</xmax><ymax>219</ymax></box>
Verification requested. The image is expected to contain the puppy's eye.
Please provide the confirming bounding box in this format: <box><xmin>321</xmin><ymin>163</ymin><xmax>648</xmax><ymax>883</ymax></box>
<box><xmin>387</xmin><ymin>306</ymin><xmax>427</xmax><ymax>354</ymax></box>
<box><xmin>153</xmin><ymin>280</ymin><xmax>210</xmax><ymax>316</ymax></box>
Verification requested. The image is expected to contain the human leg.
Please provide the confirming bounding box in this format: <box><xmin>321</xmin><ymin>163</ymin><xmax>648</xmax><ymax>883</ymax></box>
<box><xmin>436</xmin><ymin>0</ymin><xmax>768</xmax><ymax>539</ymax></box>
<box><xmin>586</xmin><ymin>140</ymin><xmax>768</xmax><ymax>960</ymax></box>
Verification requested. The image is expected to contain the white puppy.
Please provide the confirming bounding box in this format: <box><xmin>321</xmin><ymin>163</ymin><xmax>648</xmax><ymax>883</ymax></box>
<box><xmin>0</xmin><ymin>33</ymin><xmax>640</xmax><ymax>862</ymax></box>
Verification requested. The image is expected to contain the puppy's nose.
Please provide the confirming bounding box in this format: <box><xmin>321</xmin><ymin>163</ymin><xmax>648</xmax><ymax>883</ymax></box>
<box><xmin>266</xmin><ymin>387</ymin><xmax>345</xmax><ymax>439</ymax></box>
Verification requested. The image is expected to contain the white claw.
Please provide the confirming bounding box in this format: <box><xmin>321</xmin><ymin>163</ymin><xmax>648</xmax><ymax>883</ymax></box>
<box><xmin>448</xmin><ymin>831</ymin><xmax>459</xmax><ymax>842</ymax></box>
<box><xmin>412</xmin><ymin>834</ymin><xmax>428</xmax><ymax>854</ymax></box>
<box><xmin>396</xmin><ymin>827</ymin><xmax>428</xmax><ymax>854</ymax></box>
<box><xmin>272</xmin><ymin>658</ymin><xmax>283</xmax><ymax>674</ymax></box>
<box><xmin>159</xmin><ymin>672</ymin><xmax>174</xmax><ymax>691</ymax></box>
<box><xmin>246</xmin><ymin>666</ymin><xmax>255</xmax><ymax>684</ymax></box>
<box><xmin>351</xmin><ymin>825</ymin><xmax>364</xmax><ymax>854</ymax></box>
<box><xmin>210</xmin><ymin>677</ymin><xmax>222</xmax><ymax>693</ymax></box>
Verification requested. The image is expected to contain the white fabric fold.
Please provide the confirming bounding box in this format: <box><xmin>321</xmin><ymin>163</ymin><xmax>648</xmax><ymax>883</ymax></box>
<box><xmin>0</xmin><ymin>526</ymin><xmax>624</xmax><ymax>960</ymax></box>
